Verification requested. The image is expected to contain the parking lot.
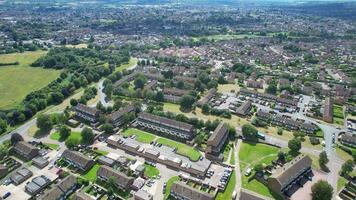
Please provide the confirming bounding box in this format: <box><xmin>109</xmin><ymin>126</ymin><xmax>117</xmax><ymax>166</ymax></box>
<box><xmin>203</xmin><ymin>164</ymin><xmax>232</xmax><ymax>189</ymax></box>
<box><xmin>290</xmin><ymin>170</ymin><xmax>328</xmax><ymax>200</ymax></box>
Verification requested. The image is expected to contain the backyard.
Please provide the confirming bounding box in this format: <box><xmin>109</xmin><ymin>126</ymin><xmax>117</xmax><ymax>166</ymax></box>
<box><xmin>333</xmin><ymin>105</ymin><xmax>344</xmax><ymax>125</ymax></box>
<box><xmin>144</xmin><ymin>164</ymin><xmax>160</xmax><ymax>178</ymax></box>
<box><xmin>82</xmin><ymin>163</ymin><xmax>101</xmax><ymax>182</ymax></box>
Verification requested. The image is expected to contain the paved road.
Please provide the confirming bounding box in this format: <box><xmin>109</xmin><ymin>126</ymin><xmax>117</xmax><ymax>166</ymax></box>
<box><xmin>0</xmin><ymin>119</ymin><xmax>37</xmax><ymax>144</ymax></box>
<box><xmin>98</xmin><ymin>79</ymin><xmax>114</xmax><ymax>107</ymax></box>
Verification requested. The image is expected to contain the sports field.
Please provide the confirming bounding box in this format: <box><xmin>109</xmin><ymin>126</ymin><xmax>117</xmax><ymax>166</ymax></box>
<box><xmin>0</xmin><ymin>51</ymin><xmax>61</xmax><ymax>109</ymax></box>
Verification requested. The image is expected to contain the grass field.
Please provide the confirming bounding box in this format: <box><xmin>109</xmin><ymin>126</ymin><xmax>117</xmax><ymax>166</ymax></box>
<box><xmin>0</xmin><ymin>51</ymin><xmax>61</xmax><ymax>109</ymax></box>
<box><xmin>164</xmin><ymin>176</ymin><xmax>180</xmax><ymax>199</ymax></box>
<box><xmin>217</xmin><ymin>84</ymin><xmax>240</xmax><ymax>94</ymax></box>
<box><xmin>144</xmin><ymin>164</ymin><xmax>160</xmax><ymax>178</ymax></box>
<box><xmin>82</xmin><ymin>163</ymin><xmax>101</xmax><ymax>182</ymax></box>
<box><xmin>156</xmin><ymin>137</ymin><xmax>201</xmax><ymax>161</ymax></box>
<box><xmin>337</xmin><ymin>176</ymin><xmax>347</xmax><ymax>192</ymax></box>
<box><xmin>239</xmin><ymin>142</ymin><xmax>279</xmax><ymax>199</ymax></box>
<box><xmin>50</xmin><ymin>131</ymin><xmax>82</xmax><ymax>142</ymax></box>
<box><xmin>333</xmin><ymin>105</ymin><xmax>344</xmax><ymax>125</ymax></box>
<box><xmin>115</xmin><ymin>57</ymin><xmax>138</xmax><ymax>72</ymax></box>
<box><xmin>44</xmin><ymin>143</ymin><xmax>60</xmax><ymax>150</ymax></box>
<box><xmin>216</xmin><ymin>171</ymin><xmax>236</xmax><ymax>200</ymax></box>
<box><xmin>121</xmin><ymin>128</ymin><xmax>156</xmax><ymax>143</ymax></box>
<box><xmin>65</xmin><ymin>43</ymin><xmax>88</xmax><ymax>48</ymax></box>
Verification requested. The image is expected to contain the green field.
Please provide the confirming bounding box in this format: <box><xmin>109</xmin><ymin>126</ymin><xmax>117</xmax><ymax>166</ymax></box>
<box><xmin>0</xmin><ymin>51</ymin><xmax>61</xmax><ymax>109</ymax></box>
<box><xmin>216</xmin><ymin>171</ymin><xmax>236</xmax><ymax>200</ymax></box>
<box><xmin>115</xmin><ymin>57</ymin><xmax>138</xmax><ymax>72</ymax></box>
<box><xmin>121</xmin><ymin>128</ymin><xmax>156</xmax><ymax>143</ymax></box>
<box><xmin>82</xmin><ymin>163</ymin><xmax>101</xmax><ymax>182</ymax></box>
<box><xmin>164</xmin><ymin>176</ymin><xmax>180</xmax><ymax>199</ymax></box>
<box><xmin>333</xmin><ymin>105</ymin><xmax>344</xmax><ymax>125</ymax></box>
<box><xmin>144</xmin><ymin>164</ymin><xmax>160</xmax><ymax>178</ymax></box>
<box><xmin>44</xmin><ymin>143</ymin><xmax>60</xmax><ymax>150</ymax></box>
<box><xmin>50</xmin><ymin>131</ymin><xmax>82</xmax><ymax>142</ymax></box>
<box><xmin>156</xmin><ymin>137</ymin><xmax>201</xmax><ymax>161</ymax></box>
<box><xmin>239</xmin><ymin>142</ymin><xmax>279</xmax><ymax>199</ymax></box>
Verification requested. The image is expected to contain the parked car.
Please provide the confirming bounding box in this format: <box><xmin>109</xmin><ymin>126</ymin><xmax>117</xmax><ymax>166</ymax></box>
<box><xmin>3</xmin><ymin>192</ymin><xmax>11</xmax><ymax>199</ymax></box>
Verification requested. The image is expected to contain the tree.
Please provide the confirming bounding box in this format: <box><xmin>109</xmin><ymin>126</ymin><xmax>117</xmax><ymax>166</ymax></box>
<box><xmin>340</xmin><ymin>160</ymin><xmax>354</xmax><ymax>177</ymax></box>
<box><xmin>194</xmin><ymin>133</ymin><xmax>205</xmax><ymax>147</ymax></box>
<box><xmin>266</xmin><ymin>83</ymin><xmax>277</xmax><ymax>94</ymax></box>
<box><xmin>155</xmin><ymin>91</ymin><xmax>164</xmax><ymax>102</ymax></box>
<box><xmin>202</xmin><ymin>104</ymin><xmax>210</xmax><ymax>114</ymax></box>
<box><xmin>58</xmin><ymin>125</ymin><xmax>70</xmax><ymax>140</ymax></box>
<box><xmin>288</xmin><ymin>138</ymin><xmax>301</xmax><ymax>153</ymax></box>
<box><xmin>101</xmin><ymin>123</ymin><xmax>114</xmax><ymax>135</ymax></box>
<box><xmin>277</xmin><ymin>127</ymin><xmax>283</xmax><ymax>135</ymax></box>
<box><xmin>134</xmin><ymin>75</ymin><xmax>147</xmax><ymax>89</ymax></box>
<box><xmin>0</xmin><ymin>119</ymin><xmax>7</xmax><ymax>134</ymax></box>
<box><xmin>65</xmin><ymin>137</ymin><xmax>80</xmax><ymax>149</ymax></box>
<box><xmin>37</xmin><ymin>114</ymin><xmax>53</xmax><ymax>131</ymax></box>
<box><xmin>0</xmin><ymin>145</ymin><xmax>8</xmax><ymax>160</ymax></box>
<box><xmin>180</xmin><ymin>95</ymin><xmax>195</xmax><ymax>111</ymax></box>
<box><xmin>254</xmin><ymin>163</ymin><xmax>264</xmax><ymax>173</ymax></box>
<box><xmin>70</xmin><ymin>99</ymin><xmax>78</xmax><ymax>106</ymax></box>
<box><xmin>277</xmin><ymin>151</ymin><xmax>286</xmax><ymax>163</ymax></box>
<box><xmin>11</xmin><ymin>133</ymin><xmax>23</xmax><ymax>145</ymax></box>
<box><xmin>242</xmin><ymin>124</ymin><xmax>258</xmax><ymax>141</ymax></box>
<box><xmin>319</xmin><ymin>151</ymin><xmax>329</xmax><ymax>168</ymax></box>
<box><xmin>311</xmin><ymin>180</ymin><xmax>333</xmax><ymax>200</ymax></box>
<box><xmin>81</xmin><ymin>127</ymin><xmax>94</xmax><ymax>144</ymax></box>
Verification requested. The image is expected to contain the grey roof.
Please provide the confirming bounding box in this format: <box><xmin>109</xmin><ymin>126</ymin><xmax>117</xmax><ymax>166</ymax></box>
<box><xmin>134</xmin><ymin>189</ymin><xmax>153</xmax><ymax>200</ymax></box>
<box><xmin>138</xmin><ymin>112</ymin><xmax>193</xmax><ymax>132</ymax></box>
<box><xmin>236</xmin><ymin>100</ymin><xmax>252</xmax><ymax>115</ymax></box>
<box><xmin>13</xmin><ymin>141</ymin><xmax>39</xmax><ymax>158</ymax></box>
<box><xmin>171</xmin><ymin>182</ymin><xmax>214</xmax><ymax>200</ymax></box>
<box><xmin>40</xmin><ymin>175</ymin><xmax>76</xmax><ymax>200</ymax></box>
<box><xmin>97</xmin><ymin>165</ymin><xmax>134</xmax><ymax>189</ymax></box>
<box><xmin>269</xmin><ymin>155</ymin><xmax>312</xmax><ymax>188</ymax></box>
<box><xmin>75</xmin><ymin>103</ymin><xmax>99</xmax><ymax>116</ymax></box>
<box><xmin>340</xmin><ymin>133</ymin><xmax>356</xmax><ymax>144</ymax></box>
<box><xmin>62</xmin><ymin>150</ymin><xmax>94</xmax><ymax>170</ymax></box>
<box><xmin>197</xmin><ymin>88</ymin><xmax>217</xmax><ymax>106</ymax></box>
<box><xmin>109</xmin><ymin>104</ymin><xmax>135</xmax><ymax>122</ymax></box>
<box><xmin>207</xmin><ymin>122</ymin><xmax>228</xmax><ymax>148</ymax></box>
<box><xmin>163</xmin><ymin>87</ymin><xmax>189</xmax><ymax>96</ymax></box>
<box><xmin>98</xmin><ymin>156</ymin><xmax>115</xmax><ymax>166</ymax></box>
<box><xmin>74</xmin><ymin>191</ymin><xmax>94</xmax><ymax>200</ymax></box>
<box><xmin>25</xmin><ymin>175</ymin><xmax>51</xmax><ymax>194</ymax></box>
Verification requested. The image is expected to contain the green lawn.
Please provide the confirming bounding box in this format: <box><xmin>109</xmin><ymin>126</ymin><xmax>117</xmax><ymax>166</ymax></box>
<box><xmin>337</xmin><ymin>176</ymin><xmax>347</xmax><ymax>192</ymax></box>
<box><xmin>0</xmin><ymin>51</ymin><xmax>61</xmax><ymax>109</ymax></box>
<box><xmin>239</xmin><ymin>142</ymin><xmax>279</xmax><ymax>199</ymax></box>
<box><xmin>229</xmin><ymin>146</ymin><xmax>235</xmax><ymax>165</ymax></box>
<box><xmin>82</xmin><ymin>163</ymin><xmax>101</xmax><ymax>182</ymax></box>
<box><xmin>121</xmin><ymin>128</ymin><xmax>156</xmax><ymax>143</ymax></box>
<box><xmin>216</xmin><ymin>171</ymin><xmax>236</xmax><ymax>200</ymax></box>
<box><xmin>192</xmin><ymin>34</ymin><xmax>261</xmax><ymax>42</ymax></box>
<box><xmin>115</xmin><ymin>57</ymin><xmax>138</xmax><ymax>72</ymax></box>
<box><xmin>165</xmin><ymin>176</ymin><xmax>180</xmax><ymax>199</ymax></box>
<box><xmin>94</xmin><ymin>150</ymin><xmax>109</xmax><ymax>156</ymax></box>
<box><xmin>156</xmin><ymin>137</ymin><xmax>201</xmax><ymax>161</ymax></box>
<box><xmin>44</xmin><ymin>143</ymin><xmax>60</xmax><ymax>150</ymax></box>
<box><xmin>50</xmin><ymin>131</ymin><xmax>82</xmax><ymax>142</ymax></box>
<box><xmin>144</xmin><ymin>164</ymin><xmax>160</xmax><ymax>178</ymax></box>
<box><xmin>333</xmin><ymin>105</ymin><xmax>344</xmax><ymax>125</ymax></box>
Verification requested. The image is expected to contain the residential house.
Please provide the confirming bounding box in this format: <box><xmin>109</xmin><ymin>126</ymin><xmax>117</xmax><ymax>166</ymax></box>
<box><xmin>74</xmin><ymin>103</ymin><xmax>100</xmax><ymax>123</ymax></box>
<box><xmin>339</xmin><ymin>133</ymin><xmax>356</xmax><ymax>148</ymax></box>
<box><xmin>170</xmin><ymin>182</ymin><xmax>215</xmax><ymax>200</ymax></box>
<box><xmin>268</xmin><ymin>155</ymin><xmax>312</xmax><ymax>197</ymax></box>
<box><xmin>108</xmin><ymin>104</ymin><xmax>135</xmax><ymax>127</ymax></box>
<box><xmin>197</xmin><ymin>88</ymin><xmax>217</xmax><ymax>107</ymax></box>
<box><xmin>40</xmin><ymin>175</ymin><xmax>77</xmax><ymax>200</ymax></box>
<box><xmin>61</xmin><ymin>150</ymin><xmax>94</xmax><ymax>171</ymax></box>
<box><xmin>323</xmin><ymin>97</ymin><xmax>333</xmax><ymax>123</ymax></box>
<box><xmin>136</xmin><ymin>112</ymin><xmax>195</xmax><ymax>140</ymax></box>
<box><xmin>205</xmin><ymin>123</ymin><xmax>229</xmax><ymax>162</ymax></box>
<box><xmin>235</xmin><ymin>100</ymin><xmax>252</xmax><ymax>116</ymax></box>
<box><xmin>13</xmin><ymin>141</ymin><xmax>39</xmax><ymax>160</ymax></box>
<box><xmin>97</xmin><ymin>165</ymin><xmax>134</xmax><ymax>191</ymax></box>
<box><xmin>25</xmin><ymin>175</ymin><xmax>51</xmax><ymax>195</ymax></box>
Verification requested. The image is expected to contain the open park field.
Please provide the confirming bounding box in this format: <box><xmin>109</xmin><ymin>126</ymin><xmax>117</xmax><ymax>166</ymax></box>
<box><xmin>0</xmin><ymin>51</ymin><xmax>61</xmax><ymax>109</ymax></box>
<box><xmin>115</xmin><ymin>57</ymin><xmax>138</xmax><ymax>72</ymax></box>
<box><xmin>121</xmin><ymin>128</ymin><xmax>156</xmax><ymax>143</ymax></box>
<box><xmin>239</xmin><ymin>142</ymin><xmax>281</xmax><ymax>199</ymax></box>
